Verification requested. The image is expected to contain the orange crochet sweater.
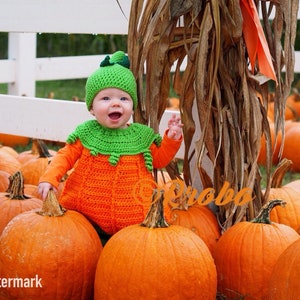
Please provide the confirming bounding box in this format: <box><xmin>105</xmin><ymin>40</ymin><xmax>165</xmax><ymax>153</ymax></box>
<box><xmin>39</xmin><ymin>126</ymin><xmax>182</xmax><ymax>235</ymax></box>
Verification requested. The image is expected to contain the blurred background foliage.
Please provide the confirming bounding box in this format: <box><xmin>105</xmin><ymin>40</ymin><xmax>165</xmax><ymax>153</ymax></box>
<box><xmin>2</xmin><ymin>24</ymin><xmax>300</xmax><ymax>58</ymax></box>
<box><xmin>1</xmin><ymin>26</ymin><xmax>300</xmax><ymax>92</ymax></box>
<box><xmin>0</xmin><ymin>32</ymin><xmax>128</xmax><ymax>58</ymax></box>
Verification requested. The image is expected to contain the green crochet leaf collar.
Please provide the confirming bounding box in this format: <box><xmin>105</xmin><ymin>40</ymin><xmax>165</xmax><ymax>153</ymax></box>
<box><xmin>67</xmin><ymin>120</ymin><xmax>162</xmax><ymax>171</ymax></box>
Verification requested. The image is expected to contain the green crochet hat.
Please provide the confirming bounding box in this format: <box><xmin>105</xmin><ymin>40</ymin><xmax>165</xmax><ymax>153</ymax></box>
<box><xmin>85</xmin><ymin>51</ymin><xmax>138</xmax><ymax>110</ymax></box>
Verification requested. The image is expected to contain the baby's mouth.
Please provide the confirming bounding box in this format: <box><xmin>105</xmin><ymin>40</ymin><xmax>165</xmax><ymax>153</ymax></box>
<box><xmin>108</xmin><ymin>112</ymin><xmax>122</xmax><ymax>120</ymax></box>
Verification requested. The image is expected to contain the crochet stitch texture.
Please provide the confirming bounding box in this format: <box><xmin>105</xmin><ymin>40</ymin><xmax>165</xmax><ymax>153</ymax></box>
<box><xmin>85</xmin><ymin>51</ymin><xmax>138</xmax><ymax>110</ymax></box>
<box><xmin>60</xmin><ymin>150</ymin><xmax>156</xmax><ymax>235</ymax></box>
<box><xmin>40</xmin><ymin>126</ymin><xmax>181</xmax><ymax>235</ymax></box>
<box><xmin>67</xmin><ymin>120</ymin><xmax>162</xmax><ymax>171</ymax></box>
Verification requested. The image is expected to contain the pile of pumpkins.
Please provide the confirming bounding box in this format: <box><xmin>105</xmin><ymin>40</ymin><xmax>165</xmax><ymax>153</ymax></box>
<box><xmin>0</xmin><ymin>138</ymin><xmax>300</xmax><ymax>299</ymax></box>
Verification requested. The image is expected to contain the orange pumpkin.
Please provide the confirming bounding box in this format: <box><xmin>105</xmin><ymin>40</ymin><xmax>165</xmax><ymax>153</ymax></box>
<box><xmin>267</xmin><ymin>92</ymin><xmax>300</xmax><ymax>122</ymax></box>
<box><xmin>0</xmin><ymin>170</ymin><xmax>10</xmax><ymax>192</ymax></box>
<box><xmin>0</xmin><ymin>151</ymin><xmax>22</xmax><ymax>175</ymax></box>
<box><xmin>0</xmin><ymin>170</ymin><xmax>42</xmax><ymax>199</ymax></box>
<box><xmin>0</xmin><ymin>190</ymin><xmax>102</xmax><ymax>299</ymax></box>
<box><xmin>169</xmin><ymin>200</ymin><xmax>221</xmax><ymax>254</ymax></box>
<box><xmin>166</xmin><ymin>97</ymin><xmax>180</xmax><ymax>110</ymax></box>
<box><xmin>285</xmin><ymin>92</ymin><xmax>300</xmax><ymax>120</ymax></box>
<box><xmin>268</xmin><ymin>185</ymin><xmax>300</xmax><ymax>234</ymax></box>
<box><xmin>23</xmin><ymin>183</ymin><xmax>42</xmax><ymax>199</ymax></box>
<box><xmin>0</xmin><ymin>171</ymin><xmax>42</xmax><ymax>234</ymax></box>
<box><xmin>268</xmin><ymin>238</ymin><xmax>300</xmax><ymax>299</ymax></box>
<box><xmin>281</xmin><ymin>124</ymin><xmax>300</xmax><ymax>171</ymax></box>
<box><xmin>265</xmin><ymin>159</ymin><xmax>300</xmax><ymax>234</ymax></box>
<box><xmin>17</xmin><ymin>139</ymin><xmax>57</xmax><ymax>165</ymax></box>
<box><xmin>94</xmin><ymin>190</ymin><xmax>217</xmax><ymax>300</ymax></box>
<box><xmin>20</xmin><ymin>139</ymin><xmax>55</xmax><ymax>185</ymax></box>
<box><xmin>284</xmin><ymin>178</ymin><xmax>300</xmax><ymax>189</ymax></box>
<box><xmin>284</xmin><ymin>119</ymin><xmax>298</xmax><ymax>133</ymax></box>
<box><xmin>214</xmin><ymin>200</ymin><xmax>299</xmax><ymax>300</ymax></box>
<box><xmin>0</xmin><ymin>145</ymin><xmax>18</xmax><ymax>158</ymax></box>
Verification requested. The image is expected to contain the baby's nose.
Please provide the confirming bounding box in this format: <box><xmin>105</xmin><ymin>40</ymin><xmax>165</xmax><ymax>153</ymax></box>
<box><xmin>111</xmin><ymin>99</ymin><xmax>121</xmax><ymax>107</ymax></box>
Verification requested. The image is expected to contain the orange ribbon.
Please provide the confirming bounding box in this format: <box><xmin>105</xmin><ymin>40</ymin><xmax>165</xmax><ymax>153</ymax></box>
<box><xmin>240</xmin><ymin>0</ymin><xmax>277</xmax><ymax>84</ymax></box>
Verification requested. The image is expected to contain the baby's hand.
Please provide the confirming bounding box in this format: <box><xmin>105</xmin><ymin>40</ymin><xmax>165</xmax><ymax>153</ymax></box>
<box><xmin>38</xmin><ymin>182</ymin><xmax>57</xmax><ymax>201</ymax></box>
<box><xmin>167</xmin><ymin>114</ymin><xmax>183</xmax><ymax>140</ymax></box>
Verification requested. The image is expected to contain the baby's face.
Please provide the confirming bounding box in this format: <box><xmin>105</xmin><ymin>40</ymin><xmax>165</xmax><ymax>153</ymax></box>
<box><xmin>90</xmin><ymin>88</ymin><xmax>134</xmax><ymax>129</ymax></box>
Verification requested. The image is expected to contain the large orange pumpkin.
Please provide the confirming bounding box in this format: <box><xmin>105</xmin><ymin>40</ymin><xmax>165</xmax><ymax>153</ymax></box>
<box><xmin>214</xmin><ymin>200</ymin><xmax>299</xmax><ymax>300</ymax></box>
<box><xmin>0</xmin><ymin>190</ymin><xmax>102</xmax><ymax>300</ymax></box>
<box><xmin>0</xmin><ymin>171</ymin><xmax>42</xmax><ymax>234</ymax></box>
<box><xmin>268</xmin><ymin>238</ymin><xmax>300</xmax><ymax>299</ymax></box>
<box><xmin>94</xmin><ymin>190</ymin><xmax>217</xmax><ymax>300</ymax></box>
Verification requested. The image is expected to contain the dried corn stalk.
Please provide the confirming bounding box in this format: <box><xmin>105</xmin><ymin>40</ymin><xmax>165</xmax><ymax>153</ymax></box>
<box><xmin>126</xmin><ymin>0</ymin><xmax>298</xmax><ymax>230</ymax></box>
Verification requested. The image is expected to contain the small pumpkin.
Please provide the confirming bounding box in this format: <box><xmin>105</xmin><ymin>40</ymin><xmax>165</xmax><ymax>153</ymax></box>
<box><xmin>214</xmin><ymin>200</ymin><xmax>299</xmax><ymax>300</ymax></box>
<box><xmin>166</xmin><ymin>97</ymin><xmax>180</xmax><ymax>110</ymax></box>
<box><xmin>17</xmin><ymin>139</ymin><xmax>57</xmax><ymax>165</ymax></box>
<box><xmin>0</xmin><ymin>190</ymin><xmax>102</xmax><ymax>299</ymax></box>
<box><xmin>268</xmin><ymin>238</ymin><xmax>300</xmax><ymax>299</ymax></box>
<box><xmin>94</xmin><ymin>189</ymin><xmax>217</xmax><ymax>300</ymax></box>
<box><xmin>20</xmin><ymin>139</ymin><xmax>54</xmax><ymax>185</ymax></box>
<box><xmin>0</xmin><ymin>171</ymin><xmax>42</xmax><ymax>234</ymax></box>
<box><xmin>267</xmin><ymin>159</ymin><xmax>300</xmax><ymax>234</ymax></box>
<box><xmin>168</xmin><ymin>189</ymin><xmax>221</xmax><ymax>254</ymax></box>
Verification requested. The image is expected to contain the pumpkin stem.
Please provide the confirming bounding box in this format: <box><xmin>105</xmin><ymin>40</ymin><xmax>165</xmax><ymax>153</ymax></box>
<box><xmin>33</xmin><ymin>139</ymin><xmax>53</xmax><ymax>158</ymax></box>
<box><xmin>36</xmin><ymin>189</ymin><xmax>66</xmax><ymax>217</ymax></box>
<box><xmin>141</xmin><ymin>189</ymin><xmax>169</xmax><ymax>228</ymax></box>
<box><xmin>262</xmin><ymin>158</ymin><xmax>292</xmax><ymax>206</ymax></box>
<box><xmin>30</xmin><ymin>139</ymin><xmax>40</xmax><ymax>155</ymax></box>
<box><xmin>251</xmin><ymin>199</ymin><xmax>286</xmax><ymax>224</ymax></box>
<box><xmin>6</xmin><ymin>171</ymin><xmax>30</xmax><ymax>200</ymax></box>
<box><xmin>270</xmin><ymin>158</ymin><xmax>292</xmax><ymax>188</ymax></box>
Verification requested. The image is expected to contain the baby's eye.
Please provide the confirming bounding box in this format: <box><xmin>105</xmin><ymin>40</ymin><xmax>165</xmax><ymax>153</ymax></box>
<box><xmin>120</xmin><ymin>97</ymin><xmax>128</xmax><ymax>101</ymax></box>
<box><xmin>102</xmin><ymin>96</ymin><xmax>110</xmax><ymax>100</ymax></box>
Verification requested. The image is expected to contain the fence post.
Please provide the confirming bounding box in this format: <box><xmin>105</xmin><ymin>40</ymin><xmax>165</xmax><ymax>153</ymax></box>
<box><xmin>8</xmin><ymin>32</ymin><xmax>37</xmax><ymax>97</ymax></box>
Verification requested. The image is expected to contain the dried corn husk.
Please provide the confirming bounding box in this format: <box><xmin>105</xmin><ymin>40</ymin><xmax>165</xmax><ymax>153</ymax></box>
<box><xmin>126</xmin><ymin>0</ymin><xmax>298</xmax><ymax>230</ymax></box>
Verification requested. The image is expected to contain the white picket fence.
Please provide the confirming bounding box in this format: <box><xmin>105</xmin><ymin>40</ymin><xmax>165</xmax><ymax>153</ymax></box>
<box><xmin>0</xmin><ymin>0</ymin><xmax>299</xmax><ymax>161</ymax></box>
<box><xmin>0</xmin><ymin>0</ymin><xmax>187</xmax><ymax>158</ymax></box>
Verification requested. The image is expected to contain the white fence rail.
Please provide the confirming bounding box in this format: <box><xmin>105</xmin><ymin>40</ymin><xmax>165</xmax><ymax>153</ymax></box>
<box><xmin>0</xmin><ymin>0</ymin><xmax>299</xmax><ymax>161</ymax></box>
